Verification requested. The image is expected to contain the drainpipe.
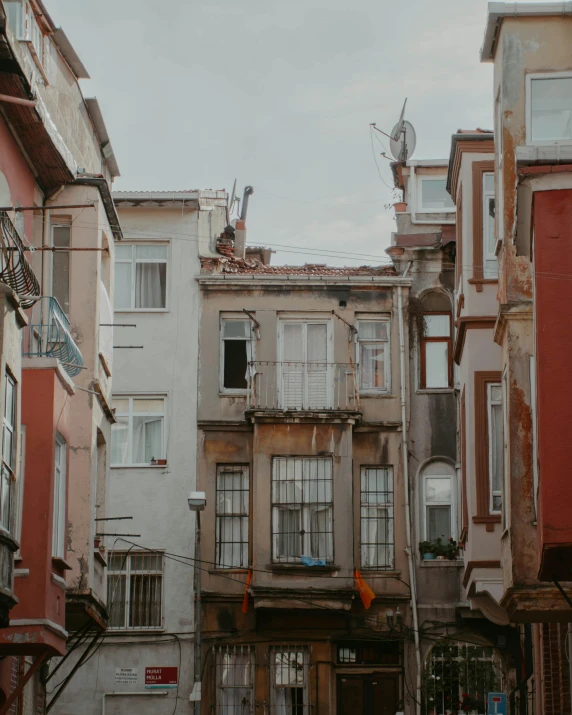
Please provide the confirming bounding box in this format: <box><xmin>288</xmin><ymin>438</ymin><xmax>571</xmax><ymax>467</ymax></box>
<box><xmin>397</xmin><ymin>261</ymin><xmax>421</xmax><ymax>715</ymax></box>
<box><xmin>101</xmin><ymin>691</ymin><xmax>169</xmax><ymax>715</ymax></box>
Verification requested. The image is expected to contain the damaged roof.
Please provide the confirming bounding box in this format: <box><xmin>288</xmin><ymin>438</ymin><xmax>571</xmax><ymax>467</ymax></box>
<box><xmin>201</xmin><ymin>256</ymin><xmax>397</xmax><ymax>276</ymax></box>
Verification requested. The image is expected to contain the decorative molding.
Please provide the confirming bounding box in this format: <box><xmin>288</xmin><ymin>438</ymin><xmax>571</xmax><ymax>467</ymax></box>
<box><xmin>9</xmin><ymin>618</ymin><xmax>68</xmax><ymax>639</ymax></box>
<box><xmin>462</xmin><ymin>560</ymin><xmax>502</xmax><ymax>589</ymax></box>
<box><xmin>457</xmin><ymin>186</ymin><xmax>463</xmax><ymax>289</ymax></box>
<box><xmin>449</xmin><ymin>139</ymin><xmax>495</xmax><ymax>204</ymax></box>
<box><xmin>453</xmin><ymin>316</ymin><xmax>496</xmax><ymax>365</ymax></box>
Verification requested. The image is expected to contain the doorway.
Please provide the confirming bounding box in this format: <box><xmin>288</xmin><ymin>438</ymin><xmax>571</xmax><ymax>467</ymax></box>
<box><xmin>337</xmin><ymin>674</ymin><xmax>398</xmax><ymax>715</ymax></box>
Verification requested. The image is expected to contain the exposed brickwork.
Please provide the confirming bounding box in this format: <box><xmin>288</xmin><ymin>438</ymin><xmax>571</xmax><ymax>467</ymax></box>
<box><xmin>541</xmin><ymin>623</ymin><xmax>571</xmax><ymax>715</ymax></box>
<box><xmin>201</xmin><ymin>256</ymin><xmax>397</xmax><ymax>276</ymax></box>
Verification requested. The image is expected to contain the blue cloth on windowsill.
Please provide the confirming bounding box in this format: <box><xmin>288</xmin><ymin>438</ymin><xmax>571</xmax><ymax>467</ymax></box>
<box><xmin>301</xmin><ymin>555</ymin><xmax>327</xmax><ymax>567</ymax></box>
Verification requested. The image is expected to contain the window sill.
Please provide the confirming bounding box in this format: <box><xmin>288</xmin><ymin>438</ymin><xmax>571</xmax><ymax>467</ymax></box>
<box><xmin>360</xmin><ymin>569</ymin><xmax>402</xmax><ymax>576</ymax></box>
<box><xmin>420</xmin><ymin>559</ymin><xmax>464</xmax><ymax>568</ymax></box>
<box><xmin>114</xmin><ymin>309</ymin><xmax>169</xmax><ymax>314</ymax></box>
<box><xmin>111</xmin><ymin>464</ymin><xmax>168</xmax><ymax>469</ymax></box>
<box><xmin>209</xmin><ymin>568</ymin><xmax>249</xmax><ymax>575</ymax></box>
<box><xmin>94</xmin><ymin>550</ymin><xmax>107</xmax><ymax>567</ymax></box>
<box><xmin>219</xmin><ymin>392</ymin><xmax>248</xmax><ymax>398</ymax></box>
<box><xmin>359</xmin><ymin>392</ymin><xmax>395</xmax><ymax>399</ymax></box>
<box><xmin>107</xmin><ymin>627</ymin><xmax>166</xmax><ymax>634</ymax></box>
<box><xmin>52</xmin><ymin>557</ymin><xmax>73</xmax><ymax>571</ymax></box>
<box><xmin>416</xmin><ymin>388</ymin><xmax>455</xmax><ymax>395</ymax></box>
<box><xmin>266</xmin><ymin>563</ymin><xmax>340</xmax><ymax>574</ymax></box>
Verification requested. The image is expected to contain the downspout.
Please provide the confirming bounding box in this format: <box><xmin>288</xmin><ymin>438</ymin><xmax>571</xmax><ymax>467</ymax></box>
<box><xmin>397</xmin><ymin>261</ymin><xmax>422</xmax><ymax>715</ymax></box>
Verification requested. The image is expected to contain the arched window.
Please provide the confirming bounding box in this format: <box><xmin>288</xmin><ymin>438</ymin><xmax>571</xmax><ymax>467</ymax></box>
<box><xmin>420</xmin><ymin>292</ymin><xmax>452</xmax><ymax>389</ymax></box>
<box><xmin>423</xmin><ymin>640</ymin><xmax>501</xmax><ymax>715</ymax></box>
<box><xmin>421</xmin><ymin>460</ymin><xmax>456</xmax><ymax>542</ymax></box>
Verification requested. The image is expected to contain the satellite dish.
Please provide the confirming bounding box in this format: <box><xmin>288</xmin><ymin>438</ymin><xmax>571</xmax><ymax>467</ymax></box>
<box><xmin>389</xmin><ymin>120</ymin><xmax>417</xmax><ymax>161</ymax></box>
<box><xmin>392</xmin><ymin>98</ymin><xmax>407</xmax><ymax>141</ymax></box>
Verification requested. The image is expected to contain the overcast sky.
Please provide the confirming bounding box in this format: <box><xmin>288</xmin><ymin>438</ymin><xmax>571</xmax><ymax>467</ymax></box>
<box><xmin>47</xmin><ymin>0</ymin><xmax>496</xmax><ymax>265</ymax></box>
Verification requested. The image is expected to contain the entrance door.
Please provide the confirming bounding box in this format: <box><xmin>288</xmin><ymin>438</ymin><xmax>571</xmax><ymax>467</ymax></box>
<box><xmin>337</xmin><ymin>675</ymin><xmax>398</xmax><ymax>715</ymax></box>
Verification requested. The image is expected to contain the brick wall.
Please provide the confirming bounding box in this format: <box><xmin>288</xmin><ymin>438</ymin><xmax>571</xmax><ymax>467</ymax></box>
<box><xmin>542</xmin><ymin>623</ymin><xmax>572</xmax><ymax>715</ymax></box>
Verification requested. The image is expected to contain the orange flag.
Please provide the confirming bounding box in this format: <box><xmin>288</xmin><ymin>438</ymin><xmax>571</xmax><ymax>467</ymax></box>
<box><xmin>241</xmin><ymin>569</ymin><xmax>252</xmax><ymax>613</ymax></box>
<box><xmin>354</xmin><ymin>568</ymin><xmax>375</xmax><ymax>609</ymax></box>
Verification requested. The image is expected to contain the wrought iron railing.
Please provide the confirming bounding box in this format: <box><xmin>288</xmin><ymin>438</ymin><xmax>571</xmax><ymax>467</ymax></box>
<box><xmin>23</xmin><ymin>297</ymin><xmax>84</xmax><ymax>377</ymax></box>
<box><xmin>0</xmin><ymin>211</ymin><xmax>40</xmax><ymax>308</ymax></box>
<box><xmin>248</xmin><ymin>361</ymin><xmax>360</xmax><ymax>411</ymax></box>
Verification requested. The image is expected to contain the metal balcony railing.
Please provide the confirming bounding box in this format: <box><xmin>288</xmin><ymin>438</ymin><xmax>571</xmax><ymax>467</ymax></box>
<box><xmin>23</xmin><ymin>297</ymin><xmax>84</xmax><ymax>377</ymax></box>
<box><xmin>248</xmin><ymin>361</ymin><xmax>360</xmax><ymax>412</ymax></box>
<box><xmin>0</xmin><ymin>211</ymin><xmax>40</xmax><ymax>308</ymax></box>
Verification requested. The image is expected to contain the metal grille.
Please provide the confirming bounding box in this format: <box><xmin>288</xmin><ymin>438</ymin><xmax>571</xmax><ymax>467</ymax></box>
<box><xmin>107</xmin><ymin>552</ymin><xmax>163</xmax><ymax>629</ymax></box>
<box><xmin>0</xmin><ymin>211</ymin><xmax>40</xmax><ymax>308</ymax></box>
<box><xmin>360</xmin><ymin>467</ymin><xmax>394</xmax><ymax>570</ymax></box>
<box><xmin>215</xmin><ymin>646</ymin><xmax>255</xmax><ymax>714</ymax></box>
<box><xmin>271</xmin><ymin>457</ymin><xmax>333</xmax><ymax>563</ymax></box>
<box><xmin>423</xmin><ymin>642</ymin><xmax>501</xmax><ymax>715</ymax></box>
<box><xmin>271</xmin><ymin>647</ymin><xmax>309</xmax><ymax>715</ymax></box>
<box><xmin>216</xmin><ymin>465</ymin><xmax>249</xmax><ymax>568</ymax></box>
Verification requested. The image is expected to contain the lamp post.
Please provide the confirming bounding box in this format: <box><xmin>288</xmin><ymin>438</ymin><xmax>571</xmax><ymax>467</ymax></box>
<box><xmin>188</xmin><ymin>491</ymin><xmax>206</xmax><ymax>715</ymax></box>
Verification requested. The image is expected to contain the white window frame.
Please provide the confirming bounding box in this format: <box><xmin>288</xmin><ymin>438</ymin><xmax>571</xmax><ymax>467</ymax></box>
<box><xmin>526</xmin><ymin>71</ymin><xmax>572</xmax><ymax>146</ymax></box>
<box><xmin>107</xmin><ymin>551</ymin><xmax>164</xmax><ymax>631</ymax></box>
<box><xmin>219</xmin><ymin>315</ymin><xmax>255</xmax><ymax>395</ymax></box>
<box><xmin>1</xmin><ymin>371</ymin><xmax>17</xmax><ymax>532</ymax></box>
<box><xmin>111</xmin><ymin>395</ymin><xmax>166</xmax><ymax>467</ymax></box>
<box><xmin>496</xmin><ymin>93</ymin><xmax>504</xmax><ymax>242</ymax></box>
<box><xmin>487</xmin><ymin>383</ymin><xmax>503</xmax><ymax>515</ymax></box>
<box><xmin>270</xmin><ymin>647</ymin><xmax>309</xmax><ymax>715</ymax></box>
<box><xmin>114</xmin><ymin>242</ymin><xmax>169</xmax><ymax>312</ymax></box>
<box><xmin>355</xmin><ymin>317</ymin><xmax>391</xmax><ymax>394</ymax></box>
<box><xmin>416</xmin><ymin>174</ymin><xmax>455</xmax><ymax>214</ymax></box>
<box><xmin>277</xmin><ymin>316</ymin><xmax>333</xmax><ymax>410</ymax></box>
<box><xmin>482</xmin><ymin>172</ymin><xmax>497</xmax><ymax>279</ymax></box>
<box><xmin>502</xmin><ymin>369</ymin><xmax>510</xmax><ymax>529</ymax></box>
<box><xmin>360</xmin><ymin>466</ymin><xmax>394</xmax><ymax>570</ymax></box>
<box><xmin>52</xmin><ymin>434</ymin><xmax>66</xmax><ymax>559</ymax></box>
<box><xmin>421</xmin><ymin>463</ymin><xmax>457</xmax><ymax>543</ymax></box>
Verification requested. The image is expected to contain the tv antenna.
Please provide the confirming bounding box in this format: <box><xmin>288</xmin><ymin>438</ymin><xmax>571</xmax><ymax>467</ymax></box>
<box><xmin>370</xmin><ymin>98</ymin><xmax>417</xmax><ymax>162</ymax></box>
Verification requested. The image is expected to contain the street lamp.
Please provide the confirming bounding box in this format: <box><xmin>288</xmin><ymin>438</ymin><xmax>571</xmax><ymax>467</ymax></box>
<box><xmin>188</xmin><ymin>492</ymin><xmax>206</xmax><ymax>713</ymax></box>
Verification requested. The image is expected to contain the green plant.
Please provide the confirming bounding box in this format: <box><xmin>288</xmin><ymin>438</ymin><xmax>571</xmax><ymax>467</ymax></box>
<box><xmin>442</xmin><ymin>537</ymin><xmax>459</xmax><ymax>560</ymax></box>
<box><xmin>419</xmin><ymin>540</ymin><xmax>436</xmax><ymax>555</ymax></box>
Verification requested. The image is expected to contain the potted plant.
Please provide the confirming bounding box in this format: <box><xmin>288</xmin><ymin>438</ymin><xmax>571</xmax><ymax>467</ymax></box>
<box><xmin>393</xmin><ymin>201</ymin><xmax>407</xmax><ymax>213</ymax></box>
<box><xmin>433</xmin><ymin>537</ymin><xmax>446</xmax><ymax>560</ymax></box>
<box><xmin>419</xmin><ymin>541</ymin><xmax>436</xmax><ymax>560</ymax></box>
<box><xmin>443</xmin><ymin>537</ymin><xmax>459</xmax><ymax>561</ymax></box>
<box><xmin>151</xmin><ymin>458</ymin><xmax>167</xmax><ymax>466</ymax></box>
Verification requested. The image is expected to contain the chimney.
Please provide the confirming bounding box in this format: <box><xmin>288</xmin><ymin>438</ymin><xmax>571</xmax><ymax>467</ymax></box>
<box><xmin>234</xmin><ymin>186</ymin><xmax>254</xmax><ymax>260</ymax></box>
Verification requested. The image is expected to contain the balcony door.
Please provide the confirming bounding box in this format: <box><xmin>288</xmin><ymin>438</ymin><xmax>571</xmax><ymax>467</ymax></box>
<box><xmin>278</xmin><ymin>319</ymin><xmax>332</xmax><ymax>409</ymax></box>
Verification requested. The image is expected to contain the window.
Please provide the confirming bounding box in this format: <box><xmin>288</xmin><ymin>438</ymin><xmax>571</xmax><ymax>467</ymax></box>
<box><xmin>111</xmin><ymin>396</ymin><xmax>165</xmax><ymax>466</ymax></box>
<box><xmin>220</xmin><ymin>317</ymin><xmax>253</xmax><ymax>392</ymax></box>
<box><xmin>419</xmin><ymin>294</ymin><xmax>452</xmax><ymax>389</ymax></box>
<box><xmin>527</xmin><ymin>73</ymin><xmax>572</xmax><ymax>144</ymax></box>
<box><xmin>4</xmin><ymin>2</ymin><xmax>24</xmax><ymax>38</ymax></box>
<box><xmin>279</xmin><ymin>319</ymin><xmax>331</xmax><ymax>409</ymax></box>
<box><xmin>52</xmin><ymin>434</ymin><xmax>66</xmax><ymax>559</ymax></box>
<box><xmin>271</xmin><ymin>648</ymin><xmax>308</xmax><ymax>715</ymax></box>
<box><xmin>357</xmin><ymin>319</ymin><xmax>390</xmax><ymax>393</ymax></box>
<box><xmin>272</xmin><ymin>457</ymin><xmax>333</xmax><ymax>563</ymax></box>
<box><xmin>424</xmin><ymin>642</ymin><xmax>501</xmax><ymax>715</ymax></box>
<box><xmin>360</xmin><ymin>467</ymin><xmax>394</xmax><ymax>570</ymax></box>
<box><xmin>482</xmin><ymin>172</ymin><xmax>497</xmax><ymax>278</ymax></box>
<box><xmin>422</xmin><ymin>461</ymin><xmax>455</xmax><ymax>543</ymax></box>
<box><xmin>496</xmin><ymin>95</ymin><xmax>504</xmax><ymax>241</ymax></box>
<box><xmin>216</xmin><ymin>465</ymin><xmax>249</xmax><ymax>569</ymax></box>
<box><xmin>114</xmin><ymin>244</ymin><xmax>167</xmax><ymax>310</ymax></box>
<box><xmin>487</xmin><ymin>384</ymin><xmax>503</xmax><ymax>514</ymax></box>
<box><xmin>215</xmin><ymin>646</ymin><xmax>255</xmax><ymax>714</ymax></box>
<box><xmin>337</xmin><ymin>641</ymin><xmax>400</xmax><ymax>665</ymax></box>
<box><xmin>107</xmin><ymin>551</ymin><xmax>163</xmax><ymax>629</ymax></box>
<box><xmin>52</xmin><ymin>225</ymin><xmax>70</xmax><ymax>314</ymax></box>
<box><xmin>1</xmin><ymin>372</ymin><xmax>16</xmax><ymax>530</ymax></box>
<box><xmin>418</xmin><ymin>177</ymin><xmax>455</xmax><ymax>212</ymax></box>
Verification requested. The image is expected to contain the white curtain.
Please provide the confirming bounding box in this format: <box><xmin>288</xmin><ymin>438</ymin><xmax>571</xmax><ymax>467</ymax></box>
<box><xmin>111</xmin><ymin>422</ymin><xmax>129</xmax><ymax>465</ymax></box>
<box><xmin>133</xmin><ymin>418</ymin><xmax>162</xmax><ymax>463</ymax></box>
<box><xmin>274</xmin><ymin>688</ymin><xmax>304</xmax><ymax>713</ymax></box>
<box><xmin>278</xmin><ymin>507</ymin><xmax>301</xmax><ymax>560</ymax></box>
<box><xmin>135</xmin><ymin>263</ymin><xmax>165</xmax><ymax>309</ymax></box>
<box><xmin>309</xmin><ymin>505</ymin><xmax>332</xmax><ymax>561</ymax></box>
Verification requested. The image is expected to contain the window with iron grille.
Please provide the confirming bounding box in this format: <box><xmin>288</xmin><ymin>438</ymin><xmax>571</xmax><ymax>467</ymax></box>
<box><xmin>216</xmin><ymin>465</ymin><xmax>249</xmax><ymax>568</ymax></box>
<box><xmin>215</xmin><ymin>646</ymin><xmax>255</xmax><ymax>714</ymax></box>
<box><xmin>107</xmin><ymin>552</ymin><xmax>163</xmax><ymax>629</ymax></box>
<box><xmin>360</xmin><ymin>467</ymin><xmax>394</xmax><ymax>570</ymax></box>
<box><xmin>271</xmin><ymin>647</ymin><xmax>309</xmax><ymax>715</ymax></box>
<box><xmin>1</xmin><ymin>372</ymin><xmax>16</xmax><ymax>530</ymax></box>
<box><xmin>337</xmin><ymin>641</ymin><xmax>400</xmax><ymax>665</ymax></box>
<box><xmin>423</xmin><ymin>642</ymin><xmax>501</xmax><ymax>715</ymax></box>
<box><xmin>271</xmin><ymin>457</ymin><xmax>333</xmax><ymax>563</ymax></box>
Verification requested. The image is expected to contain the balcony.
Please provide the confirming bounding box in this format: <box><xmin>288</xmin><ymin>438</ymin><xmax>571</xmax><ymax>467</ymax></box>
<box><xmin>23</xmin><ymin>297</ymin><xmax>84</xmax><ymax>377</ymax></box>
<box><xmin>0</xmin><ymin>211</ymin><xmax>40</xmax><ymax>308</ymax></box>
<box><xmin>248</xmin><ymin>362</ymin><xmax>360</xmax><ymax>413</ymax></box>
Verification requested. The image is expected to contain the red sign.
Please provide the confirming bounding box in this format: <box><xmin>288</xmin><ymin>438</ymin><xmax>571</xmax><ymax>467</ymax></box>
<box><xmin>492</xmin><ymin>698</ymin><xmax>501</xmax><ymax>703</ymax></box>
<box><xmin>145</xmin><ymin>667</ymin><xmax>178</xmax><ymax>687</ymax></box>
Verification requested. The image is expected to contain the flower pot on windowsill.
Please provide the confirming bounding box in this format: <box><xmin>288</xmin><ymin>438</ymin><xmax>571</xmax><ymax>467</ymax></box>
<box><xmin>393</xmin><ymin>202</ymin><xmax>407</xmax><ymax>213</ymax></box>
<box><xmin>151</xmin><ymin>459</ymin><xmax>167</xmax><ymax>466</ymax></box>
<box><xmin>422</xmin><ymin>552</ymin><xmax>435</xmax><ymax>561</ymax></box>
<box><xmin>436</xmin><ymin>555</ymin><xmax>446</xmax><ymax>561</ymax></box>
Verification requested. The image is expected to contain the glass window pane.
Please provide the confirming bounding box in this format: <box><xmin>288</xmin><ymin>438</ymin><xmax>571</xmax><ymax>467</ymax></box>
<box><xmin>491</xmin><ymin>402</ymin><xmax>503</xmax><ymax>494</ymax></box>
<box><xmin>53</xmin><ymin>225</ymin><xmax>70</xmax><ymax>248</ymax></box>
<box><xmin>425</xmin><ymin>477</ymin><xmax>451</xmax><ymax>503</ymax></box>
<box><xmin>424</xmin><ymin>341</ymin><xmax>449</xmax><ymax>388</ymax></box>
<box><xmin>490</xmin><ymin>385</ymin><xmax>502</xmax><ymax>402</ymax></box>
<box><xmin>223</xmin><ymin>320</ymin><xmax>250</xmax><ymax>339</ymax></box>
<box><xmin>112</xmin><ymin>398</ymin><xmax>129</xmax><ymax>413</ymax></box>
<box><xmin>135</xmin><ymin>244</ymin><xmax>167</xmax><ymax>260</ymax></box>
<box><xmin>133</xmin><ymin>399</ymin><xmax>164</xmax><ymax>413</ymax></box>
<box><xmin>115</xmin><ymin>245</ymin><xmax>133</xmax><ymax>260</ymax></box>
<box><xmin>111</xmin><ymin>419</ymin><xmax>129</xmax><ymax>465</ymax></box>
<box><xmin>114</xmin><ymin>261</ymin><xmax>132</xmax><ymax>311</ymax></box>
<box><xmin>132</xmin><ymin>417</ymin><xmax>163</xmax><ymax>463</ymax></box>
<box><xmin>358</xmin><ymin>321</ymin><xmax>388</xmax><ymax>340</ymax></box>
<box><xmin>424</xmin><ymin>315</ymin><xmax>449</xmax><ymax>337</ymax></box>
<box><xmin>135</xmin><ymin>263</ymin><xmax>166</xmax><ymax>309</ymax></box>
<box><xmin>53</xmin><ymin>252</ymin><xmax>70</xmax><ymax>314</ymax></box>
<box><xmin>421</xmin><ymin>179</ymin><xmax>454</xmax><ymax>210</ymax></box>
<box><xmin>307</xmin><ymin>324</ymin><xmax>327</xmax><ymax>363</ymax></box>
<box><xmin>483</xmin><ymin>172</ymin><xmax>495</xmax><ymax>193</ymax></box>
<box><xmin>427</xmin><ymin>505</ymin><xmax>451</xmax><ymax>542</ymax></box>
<box><xmin>360</xmin><ymin>343</ymin><xmax>385</xmax><ymax>389</ymax></box>
<box><xmin>531</xmin><ymin>77</ymin><xmax>572</xmax><ymax>142</ymax></box>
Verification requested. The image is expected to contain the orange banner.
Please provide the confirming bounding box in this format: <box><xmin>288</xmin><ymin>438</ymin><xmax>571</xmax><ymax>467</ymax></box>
<box><xmin>241</xmin><ymin>569</ymin><xmax>252</xmax><ymax>613</ymax></box>
<box><xmin>354</xmin><ymin>568</ymin><xmax>375</xmax><ymax>609</ymax></box>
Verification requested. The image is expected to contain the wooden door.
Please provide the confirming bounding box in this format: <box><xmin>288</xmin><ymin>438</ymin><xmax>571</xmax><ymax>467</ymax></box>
<box><xmin>337</xmin><ymin>675</ymin><xmax>398</xmax><ymax>714</ymax></box>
